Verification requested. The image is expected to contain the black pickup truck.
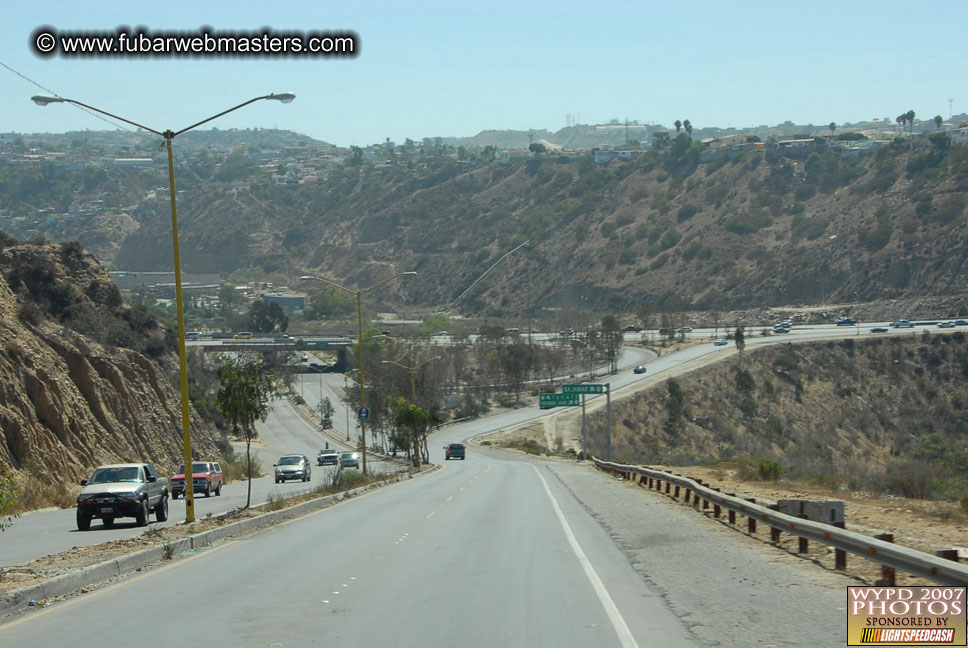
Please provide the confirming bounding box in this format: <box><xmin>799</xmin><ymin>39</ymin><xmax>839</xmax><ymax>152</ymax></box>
<box><xmin>76</xmin><ymin>463</ymin><xmax>169</xmax><ymax>530</ymax></box>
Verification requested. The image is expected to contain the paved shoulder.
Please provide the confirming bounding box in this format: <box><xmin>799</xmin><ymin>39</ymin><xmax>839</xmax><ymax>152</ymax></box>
<box><xmin>542</xmin><ymin>460</ymin><xmax>850</xmax><ymax>647</ymax></box>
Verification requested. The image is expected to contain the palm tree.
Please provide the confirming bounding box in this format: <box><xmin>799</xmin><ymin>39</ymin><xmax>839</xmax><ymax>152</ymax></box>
<box><xmin>896</xmin><ymin>114</ymin><xmax>905</xmax><ymax>133</ymax></box>
<box><xmin>906</xmin><ymin>110</ymin><xmax>915</xmax><ymax>133</ymax></box>
<box><xmin>829</xmin><ymin>122</ymin><xmax>837</xmax><ymax>136</ymax></box>
<box><xmin>674</xmin><ymin>119</ymin><xmax>682</xmax><ymax>134</ymax></box>
<box><xmin>683</xmin><ymin>119</ymin><xmax>693</xmax><ymax>139</ymax></box>
<box><xmin>934</xmin><ymin>115</ymin><xmax>943</xmax><ymax>131</ymax></box>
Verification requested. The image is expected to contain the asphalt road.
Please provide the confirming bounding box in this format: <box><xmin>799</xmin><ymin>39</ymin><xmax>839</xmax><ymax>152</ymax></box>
<box><xmin>0</xmin><ymin>396</ymin><xmax>402</xmax><ymax>568</ymax></box>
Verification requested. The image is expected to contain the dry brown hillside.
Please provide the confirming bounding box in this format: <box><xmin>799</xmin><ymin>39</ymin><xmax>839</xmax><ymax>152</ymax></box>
<box><xmin>0</xmin><ymin>236</ymin><xmax>220</xmax><ymax>485</ymax></box>
<box><xmin>584</xmin><ymin>333</ymin><xmax>968</xmax><ymax>501</ymax></box>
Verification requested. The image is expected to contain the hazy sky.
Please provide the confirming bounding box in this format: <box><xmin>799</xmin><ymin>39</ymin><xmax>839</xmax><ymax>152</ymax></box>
<box><xmin>1</xmin><ymin>0</ymin><xmax>963</xmax><ymax>146</ymax></box>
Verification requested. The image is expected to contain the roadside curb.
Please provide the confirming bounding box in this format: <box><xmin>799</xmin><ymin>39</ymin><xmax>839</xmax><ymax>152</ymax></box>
<box><xmin>0</xmin><ymin>465</ymin><xmax>438</xmax><ymax>618</ymax></box>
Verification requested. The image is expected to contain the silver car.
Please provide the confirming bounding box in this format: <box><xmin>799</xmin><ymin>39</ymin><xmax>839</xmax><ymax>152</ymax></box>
<box><xmin>274</xmin><ymin>455</ymin><xmax>311</xmax><ymax>483</ymax></box>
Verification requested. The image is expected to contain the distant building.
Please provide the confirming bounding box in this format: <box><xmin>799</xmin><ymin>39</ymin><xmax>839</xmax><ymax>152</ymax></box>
<box><xmin>263</xmin><ymin>294</ymin><xmax>305</xmax><ymax>312</ymax></box>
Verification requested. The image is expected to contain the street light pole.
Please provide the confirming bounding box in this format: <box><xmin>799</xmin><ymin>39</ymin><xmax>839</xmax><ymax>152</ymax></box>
<box><xmin>301</xmin><ymin>272</ymin><xmax>416</xmax><ymax>474</ymax></box>
<box><xmin>34</xmin><ymin>92</ymin><xmax>295</xmax><ymax>522</ymax></box>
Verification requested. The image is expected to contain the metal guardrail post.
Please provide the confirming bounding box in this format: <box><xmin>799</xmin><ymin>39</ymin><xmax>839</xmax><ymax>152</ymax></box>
<box><xmin>727</xmin><ymin>493</ymin><xmax>736</xmax><ymax>524</ymax></box>
<box><xmin>936</xmin><ymin>549</ymin><xmax>960</xmax><ymax>562</ymax></box>
<box><xmin>769</xmin><ymin>505</ymin><xmax>781</xmax><ymax>542</ymax></box>
<box><xmin>674</xmin><ymin>484</ymin><xmax>680</xmax><ymax>498</ymax></box>
<box><xmin>834</xmin><ymin>521</ymin><xmax>847</xmax><ymax>569</ymax></box>
<box><xmin>798</xmin><ymin>514</ymin><xmax>809</xmax><ymax>553</ymax></box>
<box><xmin>746</xmin><ymin>498</ymin><xmax>757</xmax><ymax>533</ymax></box>
<box><xmin>876</xmin><ymin>533</ymin><xmax>896</xmax><ymax>586</ymax></box>
<box><xmin>665</xmin><ymin>480</ymin><xmax>671</xmax><ymax>494</ymax></box>
<box><xmin>713</xmin><ymin>488</ymin><xmax>721</xmax><ymax>518</ymax></box>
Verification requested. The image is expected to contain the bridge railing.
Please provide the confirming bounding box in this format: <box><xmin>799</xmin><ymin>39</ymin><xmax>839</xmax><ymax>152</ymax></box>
<box><xmin>593</xmin><ymin>458</ymin><xmax>968</xmax><ymax>585</ymax></box>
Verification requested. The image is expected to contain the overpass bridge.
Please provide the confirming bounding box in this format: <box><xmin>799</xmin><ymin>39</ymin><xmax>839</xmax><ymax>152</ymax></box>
<box><xmin>187</xmin><ymin>335</ymin><xmax>355</xmax><ymax>371</ymax></box>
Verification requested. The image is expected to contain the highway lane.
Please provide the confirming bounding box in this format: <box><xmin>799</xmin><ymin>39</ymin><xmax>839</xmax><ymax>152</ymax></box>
<box><xmin>0</xmin><ymin>449</ymin><xmax>696</xmax><ymax>647</ymax></box>
<box><xmin>0</xmin><ymin>397</ymin><xmax>400</xmax><ymax>568</ymax></box>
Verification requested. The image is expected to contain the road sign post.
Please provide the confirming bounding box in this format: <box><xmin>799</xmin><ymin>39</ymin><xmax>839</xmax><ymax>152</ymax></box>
<box><xmin>562</xmin><ymin>384</ymin><xmax>610</xmax><ymax>459</ymax></box>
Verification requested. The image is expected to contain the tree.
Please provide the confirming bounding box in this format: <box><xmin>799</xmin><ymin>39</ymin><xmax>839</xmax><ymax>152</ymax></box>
<box><xmin>652</xmin><ymin>131</ymin><xmax>670</xmax><ymax>151</ymax></box>
<box><xmin>906</xmin><ymin>110</ymin><xmax>915</xmax><ymax>133</ymax></box>
<box><xmin>218</xmin><ymin>282</ymin><xmax>242</xmax><ymax>315</ymax></box>
<box><xmin>317</xmin><ymin>397</ymin><xmax>334</xmax><ymax>428</ymax></box>
<box><xmin>390</xmin><ymin>397</ymin><xmax>429</xmax><ymax>467</ymax></box>
<box><xmin>529</xmin><ymin>142</ymin><xmax>547</xmax><ymax>155</ymax></box>
<box><xmin>683</xmin><ymin>119</ymin><xmax>693</xmax><ymax>139</ymax></box>
<box><xmin>734</xmin><ymin>325</ymin><xmax>746</xmax><ymax>360</ymax></box>
<box><xmin>828</xmin><ymin>122</ymin><xmax>837</xmax><ymax>136</ymax></box>
<box><xmin>674</xmin><ymin>119</ymin><xmax>682</xmax><ymax>134</ymax></box>
<box><xmin>245</xmin><ymin>300</ymin><xmax>288</xmax><ymax>332</ymax></box>
<box><xmin>934</xmin><ymin>115</ymin><xmax>943</xmax><ymax>131</ymax></box>
<box><xmin>0</xmin><ymin>470</ymin><xmax>19</xmax><ymax>533</ymax></box>
<box><xmin>216</xmin><ymin>354</ymin><xmax>280</xmax><ymax>508</ymax></box>
<box><xmin>601</xmin><ymin>314</ymin><xmax>622</xmax><ymax>373</ymax></box>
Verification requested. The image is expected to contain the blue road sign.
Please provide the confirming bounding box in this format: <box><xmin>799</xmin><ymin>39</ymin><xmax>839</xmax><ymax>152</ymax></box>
<box><xmin>357</xmin><ymin>406</ymin><xmax>370</xmax><ymax>422</ymax></box>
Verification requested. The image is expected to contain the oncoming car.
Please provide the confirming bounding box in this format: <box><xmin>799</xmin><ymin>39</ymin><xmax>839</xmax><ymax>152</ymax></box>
<box><xmin>713</xmin><ymin>339</ymin><xmax>728</xmax><ymax>346</ymax></box>
<box><xmin>233</xmin><ymin>331</ymin><xmax>254</xmax><ymax>339</ymax></box>
<box><xmin>339</xmin><ymin>451</ymin><xmax>360</xmax><ymax>469</ymax></box>
<box><xmin>633</xmin><ymin>365</ymin><xmax>647</xmax><ymax>374</ymax></box>
<box><xmin>274</xmin><ymin>455</ymin><xmax>311</xmax><ymax>483</ymax></box>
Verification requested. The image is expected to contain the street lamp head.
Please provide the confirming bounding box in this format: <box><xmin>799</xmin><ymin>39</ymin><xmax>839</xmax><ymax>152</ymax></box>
<box><xmin>267</xmin><ymin>92</ymin><xmax>296</xmax><ymax>104</ymax></box>
<box><xmin>31</xmin><ymin>95</ymin><xmax>65</xmax><ymax>106</ymax></box>
<box><xmin>402</xmin><ymin>272</ymin><xmax>418</xmax><ymax>276</ymax></box>
<box><xmin>299</xmin><ymin>275</ymin><xmax>314</xmax><ymax>281</ymax></box>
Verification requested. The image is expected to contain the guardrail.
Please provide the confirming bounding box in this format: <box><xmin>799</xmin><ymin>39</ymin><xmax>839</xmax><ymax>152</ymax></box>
<box><xmin>593</xmin><ymin>459</ymin><xmax>968</xmax><ymax>585</ymax></box>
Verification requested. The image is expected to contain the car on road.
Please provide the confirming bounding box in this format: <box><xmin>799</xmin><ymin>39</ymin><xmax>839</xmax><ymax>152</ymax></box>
<box><xmin>836</xmin><ymin>318</ymin><xmax>857</xmax><ymax>326</ymax></box>
<box><xmin>938</xmin><ymin>321</ymin><xmax>956</xmax><ymax>328</ymax></box>
<box><xmin>622</xmin><ymin>325</ymin><xmax>642</xmax><ymax>332</ymax></box>
<box><xmin>76</xmin><ymin>463</ymin><xmax>168</xmax><ymax>530</ymax></box>
<box><xmin>317</xmin><ymin>449</ymin><xmax>339</xmax><ymax>466</ymax></box>
<box><xmin>777</xmin><ymin>321</ymin><xmax>793</xmax><ymax>329</ymax></box>
<box><xmin>633</xmin><ymin>365</ymin><xmax>647</xmax><ymax>374</ymax></box>
<box><xmin>713</xmin><ymin>339</ymin><xmax>729</xmax><ymax>346</ymax></box>
<box><xmin>274</xmin><ymin>455</ymin><xmax>311</xmax><ymax>483</ymax></box>
<box><xmin>870</xmin><ymin>327</ymin><xmax>889</xmax><ymax>333</ymax></box>
<box><xmin>171</xmin><ymin>461</ymin><xmax>222</xmax><ymax>498</ymax></box>
<box><xmin>444</xmin><ymin>443</ymin><xmax>466</xmax><ymax>460</ymax></box>
<box><xmin>772</xmin><ymin>325</ymin><xmax>791</xmax><ymax>334</ymax></box>
<box><xmin>558</xmin><ymin>329</ymin><xmax>574</xmax><ymax>336</ymax></box>
<box><xmin>676</xmin><ymin>326</ymin><xmax>693</xmax><ymax>333</ymax></box>
<box><xmin>233</xmin><ymin>331</ymin><xmax>254</xmax><ymax>339</ymax></box>
<box><xmin>339</xmin><ymin>451</ymin><xmax>360</xmax><ymax>469</ymax></box>
<box><xmin>954</xmin><ymin>320</ymin><xmax>968</xmax><ymax>326</ymax></box>
<box><xmin>890</xmin><ymin>320</ymin><xmax>915</xmax><ymax>328</ymax></box>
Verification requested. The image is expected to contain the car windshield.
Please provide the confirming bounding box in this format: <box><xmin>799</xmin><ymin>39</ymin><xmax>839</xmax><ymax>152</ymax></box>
<box><xmin>90</xmin><ymin>467</ymin><xmax>141</xmax><ymax>484</ymax></box>
<box><xmin>340</xmin><ymin>452</ymin><xmax>355</xmax><ymax>458</ymax></box>
<box><xmin>278</xmin><ymin>456</ymin><xmax>302</xmax><ymax>465</ymax></box>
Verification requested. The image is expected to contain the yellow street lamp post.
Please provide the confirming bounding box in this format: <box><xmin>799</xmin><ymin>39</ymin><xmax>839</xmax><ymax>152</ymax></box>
<box><xmin>301</xmin><ymin>272</ymin><xmax>416</xmax><ymax>474</ymax></box>
<box><xmin>34</xmin><ymin>92</ymin><xmax>295</xmax><ymax>522</ymax></box>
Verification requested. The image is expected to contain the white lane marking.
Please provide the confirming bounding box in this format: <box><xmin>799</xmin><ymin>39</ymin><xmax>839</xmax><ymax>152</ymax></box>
<box><xmin>459</xmin><ymin>487</ymin><xmax>465</xmax><ymax>491</ymax></box>
<box><xmin>427</xmin><ymin>511</ymin><xmax>436</xmax><ymax>518</ymax></box>
<box><xmin>532</xmin><ymin>465</ymin><xmax>640</xmax><ymax>648</ymax></box>
<box><xmin>349</xmin><ymin>577</ymin><xmax>356</xmax><ymax>580</ymax></box>
<box><xmin>445</xmin><ymin>496</ymin><xmax>453</xmax><ymax>502</ymax></box>
<box><xmin>332</xmin><ymin>591</ymin><xmax>340</xmax><ymax>594</ymax></box>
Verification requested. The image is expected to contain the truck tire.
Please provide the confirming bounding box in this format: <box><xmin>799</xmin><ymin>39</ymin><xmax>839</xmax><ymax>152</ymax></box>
<box><xmin>155</xmin><ymin>495</ymin><xmax>169</xmax><ymax>522</ymax></box>
<box><xmin>76</xmin><ymin>510</ymin><xmax>91</xmax><ymax>531</ymax></box>
<box><xmin>135</xmin><ymin>499</ymin><xmax>149</xmax><ymax>526</ymax></box>
<box><xmin>171</xmin><ymin>491</ymin><xmax>179</xmax><ymax>499</ymax></box>
<box><xmin>215</xmin><ymin>483</ymin><xmax>221</xmax><ymax>496</ymax></box>
<box><xmin>102</xmin><ymin>516</ymin><xmax>115</xmax><ymax>527</ymax></box>
<box><xmin>204</xmin><ymin>485</ymin><xmax>211</xmax><ymax>498</ymax></box>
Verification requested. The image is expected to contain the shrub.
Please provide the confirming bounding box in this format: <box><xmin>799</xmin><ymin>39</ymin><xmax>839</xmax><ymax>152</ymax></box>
<box><xmin>755</xmin><ymin>458</ymin><xmax>783</xmax><ymax>481</ymax></box>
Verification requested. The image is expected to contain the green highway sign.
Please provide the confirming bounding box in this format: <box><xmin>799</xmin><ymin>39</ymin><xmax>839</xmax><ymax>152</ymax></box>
<box><xmin>563</xmin><ymin>384</ymin><xmax>604</xmax><ymax>394</ymax></box>
<box><xmin>313</xmin><ymin>341</ymin><xmax>330</xmax><ymax>350</ymax></box>
<box><xmin>539</xmin><ymin>393</ymin><xmax>580</xmax><ymax>408</ymax></box>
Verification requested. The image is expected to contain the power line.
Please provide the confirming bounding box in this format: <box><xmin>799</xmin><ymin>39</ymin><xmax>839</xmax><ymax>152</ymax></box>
<box><xmin>0</xmin><ymin>59</ymin><xmax>160</xmax><ymax>145</ymax></box>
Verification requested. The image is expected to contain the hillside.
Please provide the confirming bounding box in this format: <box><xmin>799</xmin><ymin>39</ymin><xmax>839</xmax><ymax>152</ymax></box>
<box><xmin>4</xmin><ymin>131</ymin><xmax>968</xmax><ymax>317</ymax></box>
<box><xmin>113</xmin><ymin>134</ymin><xmax>966</xmax><ymax>313</ymax></box>
<box><xmin>0</xmin><ymin>236</ymin><xmax>221</xmax><ymax>484</ymax></box>
<box><xmin>583</xmin><ymin>334</ymin><xmax>968</xmax><ymax>501</ymax></box>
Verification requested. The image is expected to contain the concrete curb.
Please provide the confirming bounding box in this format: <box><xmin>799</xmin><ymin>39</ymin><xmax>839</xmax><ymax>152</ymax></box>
<box><xmin>0</xmin><ymin>466</ymin><xmax>438</xmax><ymax>618</ymax></box>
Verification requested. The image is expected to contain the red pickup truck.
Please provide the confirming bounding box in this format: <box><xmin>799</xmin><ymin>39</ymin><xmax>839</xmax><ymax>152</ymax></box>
<box><xmin>171</xmin><ymin>461</ymin><xmax>223</xmax><ymax>498</ymax></box>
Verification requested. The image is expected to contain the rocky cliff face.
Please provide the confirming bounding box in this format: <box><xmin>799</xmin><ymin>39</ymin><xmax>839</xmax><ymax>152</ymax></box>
<box><xmin>0</xmin><ymin>237</ymin><xmax>221</xmax><ymax>484</ymax></box>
